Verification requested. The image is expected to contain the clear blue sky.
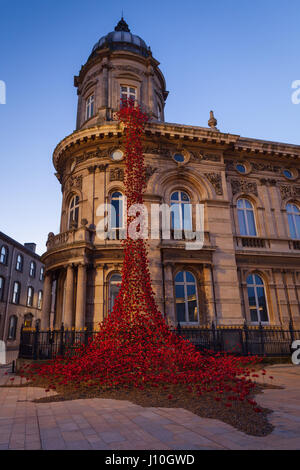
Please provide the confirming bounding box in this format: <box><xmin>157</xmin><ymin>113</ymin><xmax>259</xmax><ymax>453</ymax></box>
<box><xmin>0</xmin><ymin>0</ymin><xmax>300</xmax><ymax>254</ymax></box>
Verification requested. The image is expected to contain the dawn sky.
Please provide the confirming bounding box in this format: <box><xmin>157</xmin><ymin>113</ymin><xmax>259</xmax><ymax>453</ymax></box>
<box><xmin>1</xmin><ymin>0</ymin><xmax>300</xmax><ymax>254</ymax></box>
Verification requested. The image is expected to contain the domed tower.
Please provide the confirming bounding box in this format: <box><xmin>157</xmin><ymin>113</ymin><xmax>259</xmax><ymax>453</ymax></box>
<box><xmin>74</xmin><ymin>17</ymin><xmax>168</xmax><ymax>127</ymax></box>
<box><xmin>40</xmin><ymin>19</ymin><xmax>170</xmax><ymax>331</ymax></box>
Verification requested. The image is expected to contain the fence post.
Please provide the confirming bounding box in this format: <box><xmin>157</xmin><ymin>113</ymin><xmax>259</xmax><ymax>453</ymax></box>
<box><xmin>33</xmin><ymin>321</ymin><xmax>40</xmax><ymax>360</ymax></box>
<box><xmin>18</xmin><ymin>324</ymin><xmax>24</xmax><ymax>358</ymax></box>
<box><xmin>211</xmin><ymin>321</ymin><xmax>217</xmax><ymax>351</ymax></box>
<box><xmin>177</xmin><ymin>322</ymin><xmax>181</xmax><ymax>335</ymax></box>
<box><xmin>84</xmin><ymin>327</ymin><xmax>89</xmax><ymax>347</ymax></box>
<box><xmin>60</xmin><ymin>323</ymin><xmax>65</xmax><ymax>357</ymax></box>
<box><xmin>243</xmin><ymin>321</ymin><xmax>249</xmax><ymax>355</ymax></box>
<box><xmin>259</xmin><ymin>322</ymin><xmax>265</xmax><ymax>355</ymax></box>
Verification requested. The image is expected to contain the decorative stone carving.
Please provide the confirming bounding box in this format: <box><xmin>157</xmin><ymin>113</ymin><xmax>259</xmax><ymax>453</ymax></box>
<box><xmin>144</xmin><ymin>146</ymin><xmax>171</xmax><ymax>157</ymax></box>
<box><xmin>145</xmin><ymin>166</ymin><xmax>157</xmax><ymax>182</ymax></box>
<box><xmin>225</xmin><ymin>159</ymin><xmax>235</xmax><ymax>171</ymax></box>
<box><xmin>231</xmin><ymin>179</ymin><xmax>258</xmax><ymax>196</ymax></box>
<box><xmin>259</xmin><ymin>178</ymin><xmax>277</xmax><ymax>186</ymax></box>
<box><xmin>204</xmin><ymin>173</ymin><xmax>223</xmax><ymax>195</ymax></box>
<box><xmin>63</xmin><ymin>175</ymin><xmax>82</xmax><ymax>192</ymax></box>
<box><xmin>110</xmin><ymin>168</ymin><xmax>124</xmax><ymax>182</ymax></box>
<box><xmin>113</xmin><ymin>65</ymin><xmax>144</xmax><ymax>77</ymax></box>
<box><xmin>202</xmin><ymin>154</ymin><xmax>221</xmax><ymax>162</ymax></box>
<box><xmin>279</xmin><ymin>184</ymin><xmax>300</xmax><ymax>200</ymax></box>
<box><xmin>252</xmin><ymin>162</ymin><xmax>281</xmax><ymax>173</ymax></box>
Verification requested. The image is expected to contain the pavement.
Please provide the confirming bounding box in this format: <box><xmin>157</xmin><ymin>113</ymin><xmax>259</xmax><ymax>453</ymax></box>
<box><xmin>0</xmin><ymin>363</ymin><xmax>299</xmax><ymax>450</ymax></box>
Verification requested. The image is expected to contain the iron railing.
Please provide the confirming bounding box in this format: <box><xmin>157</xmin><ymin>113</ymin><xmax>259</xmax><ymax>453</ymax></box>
<box><xmin>18</xmin><ymin>321</ymin><xmax>300</xmax><ymax>360</ymax></box>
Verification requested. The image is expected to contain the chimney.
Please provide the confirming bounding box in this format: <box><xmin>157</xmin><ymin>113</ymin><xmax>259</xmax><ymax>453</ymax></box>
<box><xmin>24</xmin><ymin>243</ymin><xmax>36</xmax><ymax>253</ymax></box>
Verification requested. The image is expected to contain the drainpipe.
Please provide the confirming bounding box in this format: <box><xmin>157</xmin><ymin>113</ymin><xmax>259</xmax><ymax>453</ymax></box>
<box><xmin>2</xmin><ymin>246</ymin><xmax>15</xmax><ymax>341</ymax></box>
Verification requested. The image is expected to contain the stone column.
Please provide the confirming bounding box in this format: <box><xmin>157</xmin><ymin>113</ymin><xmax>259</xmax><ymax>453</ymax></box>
<box><xmin>64</xmin><ymin>265</ymin><xmax>74</xmax><ymax>328</ymax></box>
<box><xmin>75</xmin><ymin>264</ymin><xmax>87</xmax><ymax>329</ymax></box>
<box><xmin>164</xmin><ymin>263</ymin><xmax>176</xmax><ymax>324</ymax></box>
<box><xmin>41</xmin><ymin>273</ymin><xmax>52</xmax><ymax>330</ymax></box>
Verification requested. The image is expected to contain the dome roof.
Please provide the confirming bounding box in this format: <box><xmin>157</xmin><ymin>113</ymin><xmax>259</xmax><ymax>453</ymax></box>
<box><xmin>89</xmin><ymin>18</ymin><xmax>150</xmax><ymax>59</ymax></box>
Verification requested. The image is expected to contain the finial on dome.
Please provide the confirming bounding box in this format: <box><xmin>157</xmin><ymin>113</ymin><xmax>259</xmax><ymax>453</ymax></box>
<box><xmin>115</xmin><ymin>17</ymin><xmax>130</xmax><ymax>32</ymax></box>
<box><xmin>208</xmin><ymin>110</ymin><xmax>219</xmax><ymax>131</ymax></box>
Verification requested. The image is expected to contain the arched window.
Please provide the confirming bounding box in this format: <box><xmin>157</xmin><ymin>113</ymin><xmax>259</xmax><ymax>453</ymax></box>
<box><xmin>110</xmin><ymin>192</ymin><xmax>124</xmax><ymax>229</ymax></box>
<box><xmin>8</xmin><ymin>316</ymin><xmax>17</xmax><ymax>340</ymax></box>
<box><xmin>286</xmin><ymin>203</ymin><xmax>300</xmax><ymax>239</ymax></box>
<box><xmin>175</xmin><ymin>271</ymin><xmax>199</xmax><ymax>323</ymax></box>
<box><xmin>24</xmin><ymin>313</ymin><xmax>33</xmax><ymax>328</ymax></box>
<box><xmin>27</xmin><ymin>287</ymin><xmax>34</xmax><ymax>307</ymax></box>
<box><xmin>12</xmin><ymin>281</ymin><xmax>20</xmax><ymax>304</ymax></box>
<box><xmin>15</xmin><ymin>254</ymin><xmax>23</xmax><ymax>272</ymax></box>
<box><xmin>0</xmin><ymin>276</ymin><xmax>4</xmax><ymax>301</ymax></box>
<box><xmin>120</xmin><ymin>85</ymin><xmax>136</xmax><ymax>104</ymax></box>
<box><xmin>68</xmin><ymin>195</ymin><xmax>80</xmax><ymax>229</ymax></box>
<box><xmin>29</xmin><ymin>261</ymin><xmax>36</xmax><ymax>278</ymax></box>
<box><xmin>85</xmin><ymin>94</ymin><xmax>94</xmax><ymax>120</ymax></box>
<box><xmin>237</xmin><ymin>198</ymin><xmax>257</xmax><ymax>236</ymax></box>
<box><xmin>246</xmin><ymin>274</ymin><xmax>269</xmax><ymax>324</ymax></box>
<box><xmin>39</xmin><ymin>267</ymin><xmax>44</xmax><ymax>282</ymax></box>
<box><xmin>109</xmin><ymin>273</ymin><xmax>122</xmax><ymax>313</ymax></box>
<box><xmin>37</xmin><ymin>290</ymin><xmax>43</xmax><ymax>309</ymax></box>
<box><xmin>171</xmin><ymin>191</ymin><xmax>192</xmax><ymax>231</ymax></box>
<box><xmin>0</xmin><ymin>246</ymin><xmax>8</xmax><ymax>265</ymax></box>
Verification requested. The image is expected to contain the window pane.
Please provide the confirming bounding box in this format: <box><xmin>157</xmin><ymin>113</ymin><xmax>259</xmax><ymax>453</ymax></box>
<box><xmin>296</xmin><ymin>214</ymin><xmax>300</xmax><ymax>238</ymax></box>
<box><xmin>247</xmin><ymin>211</ymin><xmax>257</xmax><ymax>236</ymax></box>
<box><xmin>181</xmin><ymin>192</ymin><xmax>189</xmax><ymax>202</ymax></box>
<box><xmin>175</xmin><ymin>272</ymin><xmax>184</xmax><ymax>283</ymax></box>
<box><xmin>171</xmin><ymin>192</ymin><xmax>179</xmax><ymax>201</ymax></box>
<box><xmin>185</xmin><ymin>272</ymin><xmax>195</xmax><ymax>283</ymax></box>
<box><xmin>176</xmin><ymin>303</ymin><xmax>185</xmax><ymax>323</ymax></box>
<box><xmin>238</xmin><ymin>210</ymin><xmax>247</xmax><ymax>235</ymax></box>
<box><xmin>250</xmin><ymin>308</ymin><xmax>258</xmax><ymax>322</ymax></box>
<box><xmin>247</xmin><ymin>286</ymin><xmax>256</xmax><ymax>307</ymax></box>
<box><xmin>183</xmin><ymin>204</ymin><xmax>192</xmax><ymax>230</ymax></box>
<box><xmin>188</xmin><ymin>300</ymin><xmax>197</xmax><ymax>322</ymax></box>
<box><xmin>244</xmin><ymin>200</ymin><xmax>252</xmax><ymax>209</ymax></box>
<box><xmin>175</xmin><ymin>284</ymin><xmax>185</xmax><ymax>300</ymax></box>
<box><xmin>171</xmin><ymin>204</ymin><xmax>181</xmax><ymax>230</ymax></box>
<box><xmin>255</xmin><ymin>275</ymin><xmax>263</xmax><ymax>285</ymax></box>
<box><xmin>288</xmin><ymin>214</ymin><xmax>296</xmax><ymax>238</ymax></box>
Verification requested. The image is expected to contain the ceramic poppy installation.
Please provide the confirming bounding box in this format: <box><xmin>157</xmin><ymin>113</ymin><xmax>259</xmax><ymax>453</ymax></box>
<box><xmin>24</xmin><ymin>100</ymin><xmax>264</xmax><ymax>410</ymax></box>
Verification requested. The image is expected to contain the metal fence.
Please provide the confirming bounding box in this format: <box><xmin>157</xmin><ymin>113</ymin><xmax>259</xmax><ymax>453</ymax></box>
<box><xmin>18</xmin><ymin>321</ymin><xmax>300</xmax><ymax>360</ymax></box>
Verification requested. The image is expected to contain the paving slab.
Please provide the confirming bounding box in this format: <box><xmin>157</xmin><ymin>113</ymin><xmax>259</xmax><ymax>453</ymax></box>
<box><xmin>0</xmin><ymin>363</ymin><xmax>299</xmax><ymax>449</ymax></box>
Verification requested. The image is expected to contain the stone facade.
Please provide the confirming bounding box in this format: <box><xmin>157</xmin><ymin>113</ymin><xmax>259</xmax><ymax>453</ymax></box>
<box><xmin>0</xmin><ymin>232</ymin><xmax>44</xmax><ymax>349</ymax></box>
<box><xmin>41</xmin><ymin>19</ymin><xmax>300</xmax><ymax>330</ymax></box>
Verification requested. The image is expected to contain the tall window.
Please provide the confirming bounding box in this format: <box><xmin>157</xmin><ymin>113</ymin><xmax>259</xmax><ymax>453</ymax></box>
<box><xmin>109</xmin><ymin>273</ymin><xmax>122</xmax><ymax>313</ymax></box>
<box><xmin>0</xmin><ymin>276</ymin><xmax>4</xmax><ymax>301</ymax></box>
<box><xmin>29</xmin><ymin>261</ymin><xmax>36</xmax><ymax>278</ymax></box>
<box><xmin>246</xmin><ymin>274</ymin><xmax>269</xmax><ymax>324</ymax></box>
<box><xmin>120</xmin><ymin>85</ymin><xmax>136</xmax><ymax>104</ymax></box>
<box><xmin>8</xmin><ymin>316</ymin><xmax>17</xmax><ymax>340</ymax></box>
<box><xmin>110</xmin><ymin>192</ymin><xmax>124</xmax><ymax>229</ymax></box>
<box><xmin>171</xmin><ymin>191</ymin><xmax>192</xmax><ymax>231</ymax></box>
<box><xmin>39</xmin><ymin>267</ymin><xmax>44</xmax><ymax>281</ymax></box>
<box><xmin>12</xmin><ymin>281</ymin><xmax>20</xmax><ymax>304</ymax></box>
<box><xmin>237</xmin><ymin>198</ymin><xmax>257</xmax><ymax>236</ymax></box>
<box><xmin>37</xmin><ymin>290</ymin><xmax>43</xmax><ymax>309</ymax></box>
<box><xmin>68</xmin><ymin>195</ymin><xmax>80</xmax><ymax>229</ymax></box>
<box><xmin>85</xmin><ymin>94</ymin><xmax>94</xmax><ymax>120</ymax></box>
<box><xmin>175</xmin><ymin>271</ymin><xmax>198</xmax><ymax>323</ymax></box>
<box><xmin>0</xmin><ymin>246</ymin><xmax>8</xmax><ymax>265</ymax></box>
<box><xmin>286</xmin><ymin>203</ymin><xmax>300</xmax><ymax>239</ymax></box>
<box><xmin>27</xmin><ymin>286</ymin><xmax>34</xmax><ymax>307</ymax></box>
<box><xmin>15</xmin><ymin>254</ymin><xmax>23</xmax><ymax>272</ymax></box>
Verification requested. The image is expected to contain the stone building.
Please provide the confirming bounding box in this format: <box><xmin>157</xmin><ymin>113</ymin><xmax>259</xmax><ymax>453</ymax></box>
<box><xmin>41</xmin><ymin>18</ymin><xmax>300</xmax><ymax>331</ymax></box>
<box><xmin>0</xmin><ymin>232</ymin><xmax>44</xmax><ymax>348</ymax></box>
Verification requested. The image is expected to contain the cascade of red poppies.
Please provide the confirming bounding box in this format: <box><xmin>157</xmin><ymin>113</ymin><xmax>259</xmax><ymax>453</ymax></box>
<box><xmin>25</xmin><ymin>100</ymin><xmax>263</xmax><ymax>408</ymax></box>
